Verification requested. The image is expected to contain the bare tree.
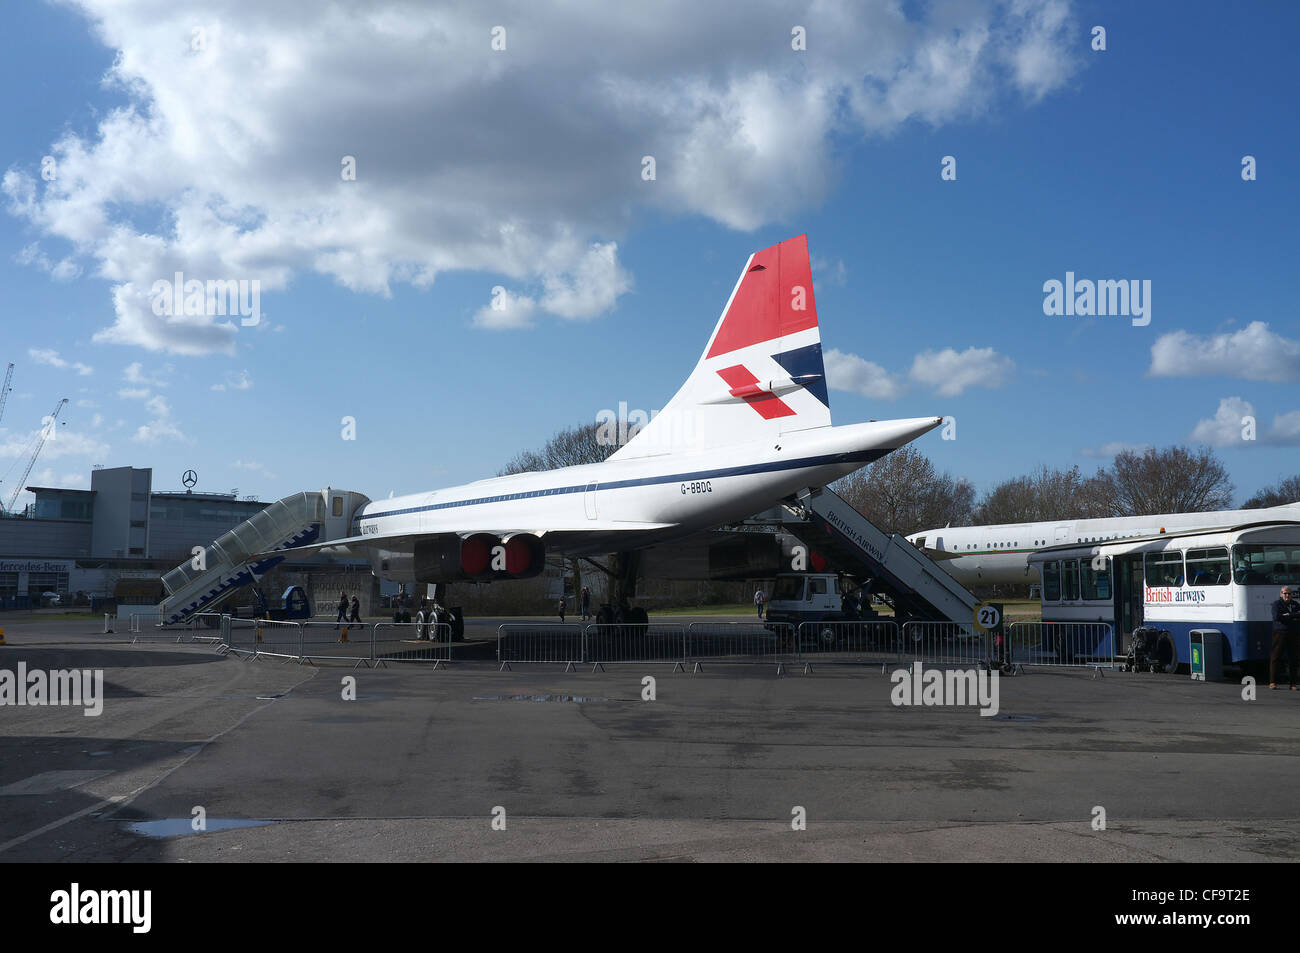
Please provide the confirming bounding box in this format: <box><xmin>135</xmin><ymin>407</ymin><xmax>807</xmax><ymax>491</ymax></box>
<box><xmin>975</xmin><ymin>464</ymin><xmax>1114</xmax><ymax>523</ymax></box>
<box><xmin>500</xmin><ymin>421</ymin><xmax>613</xmax><ymax>475</ymax></box>
<box><xmin>832</xmin><ymin>446</ymin><xmax>974</xmax><ymax>535</ymax></box>
<box><xmin>1242</xmin><ymin>475</ymin><xmax>1300</xmax><ymax>509</ymax></box>
<box><xmin>1089</xmin><ymin>446</ymin><xmax>1234</xmax><ymax>515</ymax></box>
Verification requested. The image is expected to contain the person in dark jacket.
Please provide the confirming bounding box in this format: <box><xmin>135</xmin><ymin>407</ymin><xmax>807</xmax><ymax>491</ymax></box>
<box><xmin>349</xmin><ymin>595</ymin><xmax>361</xmax><ymax>624</ymax></box>
<box><xmin>335</xmin><ymin>591</ymin><xmax>349</xmax><ymax>629</ymax></box>
<box><xmin>1270</xmin><ymin>586</ymin><xmax>1300</xmax><ymax>690</ymax></box>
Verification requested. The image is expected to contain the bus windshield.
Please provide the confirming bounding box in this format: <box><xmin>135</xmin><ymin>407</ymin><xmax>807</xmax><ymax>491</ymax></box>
<box><xmin>1232</xmin><ymin>545</ymin><xmax>1300</xmax><ymax>586</ymax></box>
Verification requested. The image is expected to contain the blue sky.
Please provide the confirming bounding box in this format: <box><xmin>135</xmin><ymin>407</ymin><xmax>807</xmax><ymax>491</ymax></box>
<box><xmin>1</xmin><ymin>0</ymin><xmax>1297</xmax><ymax>511</ymax></box>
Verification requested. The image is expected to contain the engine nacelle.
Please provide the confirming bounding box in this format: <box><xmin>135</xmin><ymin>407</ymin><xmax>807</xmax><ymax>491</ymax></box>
<box><xmin>494</xmin><ymin>534</ymin><xmax>545</xmax><ymax>580</ymax></box>
<box><xmin>409</xmin><ymin>533</ymin><xmax>545</xmax><ymax>582</ymax></box>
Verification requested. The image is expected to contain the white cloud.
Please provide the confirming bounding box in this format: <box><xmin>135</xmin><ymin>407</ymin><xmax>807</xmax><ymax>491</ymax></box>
<box><xmin>0</xmin><ymin>427</ymin><xmax>109</xmax><ymax>462</ymax></box>
<box><xmin>14</xmin><ymin>243</ymin><xmax>81</xmax><ymax>281</ymax></box>
<box><xmin>537</xmin><ymin>242</ymin><xmax>632</xmax><ymax>321</ymax></box>
<box><xmin>131</xmin><ymin>392</ymin><xmax>188</xmax><ymax>443</ymax></box>
<box><xmin>117</xmin><ymin>387</ymin><xmax>151</xmax><ymax>400</ymax></box>
<box><xmin>5</xmin><ymin>0</ymin><xmax>1082</xmax><ymax>354</ymax></box>
<box><xmin>232</xmin><ymin>458</ymin><xmax>277</xmax><ymax>480</ymax></box>
<box><xmin>824</xmin><ymin>348</ymin><xmax>903</xmax><ymax>400</ymax></box>
<box><xmin>210</xmin><ymin>369</ymin><xmax>253</xmax><ymax>391</ymax></box>
<box><xmin>1190</xmin><ymin>397</ymin><xmax>1256</xmax><ymax>447</ymax></box>
<box><xmin>473</xmin><ymin>290</ymin><xmax>537</xmax><ymax>330</ymax></box>
<box><xmin>1268</xmin><ymin>410</ymin><xmax>1300</xmax><ymax>444</ymax></box>
<box><xmin>1149</xmin><ymin>321</ymin><xmax>1300</xmax><ymax>383</ymax></box>
<box><xmin>908</xmin><ymin>346</ymin><xmax>1015</xmax><ymax>397</ymax></box>
<box><xmin>28</xmin><ymin>348</ymin><xmax>92</xmax><ymax>376</ymax></box>
<box><xmin>811</xmin><ymin>255</ymin><xmax>847</xmax><ymax>287</ymax></box>
<box><xmin>124</xmin><ymin>361</ymin><xmax>169</xmax><ymax>388</ymax></box>
<box><xmin>1081</xmin><ymin>441</ymin><xmax>1151</xmax><ymax>458</ymax></box>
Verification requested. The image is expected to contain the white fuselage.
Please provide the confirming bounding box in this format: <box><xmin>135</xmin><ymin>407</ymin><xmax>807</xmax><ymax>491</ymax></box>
<box><xmin>353</xmin><ymin>417</ymin><xmax>941</xmax><ymax>579</ymax></box>
<box><xmin>908</xmin><ymin>502</ymin><xmax>1300</xmax><ymax>585</ymax></box>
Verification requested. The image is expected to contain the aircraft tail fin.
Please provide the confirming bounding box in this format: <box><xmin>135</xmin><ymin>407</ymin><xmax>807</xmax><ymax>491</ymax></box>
<box><xmin>608</xmin><ymin>234</ymin><xmax>831</xmax><ymax>461</ymax></box>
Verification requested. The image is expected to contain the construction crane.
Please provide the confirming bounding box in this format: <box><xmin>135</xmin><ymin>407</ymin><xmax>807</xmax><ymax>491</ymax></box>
<box><xmin>4</xmin><ymin>398</ymin><xmax>67</xmax><ymax>515</ymax></box>
<box><xmin>0</xmin><ymin>363</ymin><xmax>13</xmax><ymax>429</ymax></box>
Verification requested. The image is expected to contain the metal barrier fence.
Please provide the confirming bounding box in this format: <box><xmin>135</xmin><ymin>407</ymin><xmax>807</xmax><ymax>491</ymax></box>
<box><xmin>126</xmin><ymin>608</ymin><xmax>165</xmax><ymax>635</ymax></box>
<box><xmin>684</xmin><ymin>621</ymin><xmax>793</xmax><ymax>665</ymax></box>
<box><xmin>901</xmin><ymin>621</ymin><xmax>989</xmax><ymax>666</ymax></box>
<box><xmin>1006</xmin><ymin>622</ymin><xmax>1116</xmax><ymax>670</ymax></box>
<box><xmin>224</xmin><ymin>618</ymin><xmax>303</xmax><ymax>659</ymax></box>
<box><xmin>496</xmin><ymin>621</ymin><xmax>906</xmax><ymax>670</ymax></box>
<box><xmin>201</xmin><ymin>614</ymin><xmax>1118</xmax><ymax>673</ymax></box>
<box><xmin>794</xmin><ymin>620</ymin><xmax>904</xmax><ymax>664</ymax></box>
<box><xmin>373</xmin><ymin>622</ymin><xmax>452</xmax><ymax>665</ymax></box>
<box><xmin>298</xmin><ymin>620</ymin><xmax>373</xmax><ymax>665</ymax></box>
<box><xmin>586</xmin><ymin>623</ymin><xmax>687</xmax><ymax>664</ymax></box>
<box><xmin>497</xmin><ymin>624</ymin><xmax>585</xmax><ymax>666</ymax></box>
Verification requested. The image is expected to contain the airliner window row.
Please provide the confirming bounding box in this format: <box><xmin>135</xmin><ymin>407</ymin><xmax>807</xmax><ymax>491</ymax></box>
<box><xmin>959</xmin><ymin>530</ymin><xmax>1144</xmax><ymax>551</ymax></box>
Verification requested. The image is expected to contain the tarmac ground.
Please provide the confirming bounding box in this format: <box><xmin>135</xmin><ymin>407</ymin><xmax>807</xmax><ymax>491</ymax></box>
<box><xmin>1</xmin><ymin>616</ymin><xmax>1297</xmax><ymax>862</ymax></box>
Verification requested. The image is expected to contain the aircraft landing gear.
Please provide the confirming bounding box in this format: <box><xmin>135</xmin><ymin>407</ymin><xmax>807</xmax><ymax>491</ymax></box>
<box><xmin>585</xmin><ymin>551</ymin><xmax>648</xmax><ymax>630</ymax></box>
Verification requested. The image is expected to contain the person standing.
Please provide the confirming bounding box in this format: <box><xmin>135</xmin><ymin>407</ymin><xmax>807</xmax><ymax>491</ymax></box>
<box><xmin>1269</xmin><ymin>585</ymin><xmax>1300</xmax><ymax>690</ymax></box>
<box><xmin>349</xmin><ymin>594</ymin><xmax>361</xmax><ymax>624</ymax></box>
<box><xmin>335</xmin><ymin>591</ymin><xmax>349</xmax><ymax>629</ymax></box>
<box><xmin>580</xmin><ymin>586</ymin><xmax>591</xmax><ymax>621</ymax></box>
<box><xmin>558</xmin><ymin>594</ymin><xmax>567</xmax><ymax>623</ymax></box>
<box><xmin>754</xmin><ymin>587</ymin><xmax>766</xmax><ymax>620</ymax></box>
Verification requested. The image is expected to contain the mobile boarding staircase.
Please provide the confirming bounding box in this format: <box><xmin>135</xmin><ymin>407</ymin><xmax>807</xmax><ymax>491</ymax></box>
<box><xmin>156</xmin><ymin>489</ymin><xmax>370</xmax><ymax>625</ymax></box>
<box><xmin>782</xmin><ymin>485</ymin><xmax>980</xmax><ymax>624</ymax></box>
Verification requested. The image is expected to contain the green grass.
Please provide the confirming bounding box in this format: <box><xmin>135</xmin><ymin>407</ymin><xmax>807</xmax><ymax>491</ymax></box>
<box><xmin>0</xmin><ymin>611</ymin><xmax>107</xmax><ymax>622</ymax></box>
<box><xmin>652</xmin><ymin>604</ymin><xmax>755</xmax><ymax>616</ymax></box>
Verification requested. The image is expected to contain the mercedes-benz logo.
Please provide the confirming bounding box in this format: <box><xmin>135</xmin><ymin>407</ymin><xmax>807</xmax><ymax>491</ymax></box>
<box><xmin>182</xmin><ymin>470</ymin><xmax>198</xmax><ymax>488</ymax></box>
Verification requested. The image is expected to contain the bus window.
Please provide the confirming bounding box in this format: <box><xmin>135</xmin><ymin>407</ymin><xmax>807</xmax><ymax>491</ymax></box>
<box><xmin>1062</xmin><ymin>559</ymin><xmax>1080</xmax><ymax>600</ymax></box>
<box><xmin>1186</xmin><ymin>547</ymin><xmax>1230</xmax><ymax>586</ymax></box>
<box><xmin>1081</xmin><ymin>557</ymin><xmax>1111</xmax><ymax>600</ymax></box>
<box><xmin>1232</xmin><ymin>545</ymin><xmax>1300</xmax><ymax>586</ymax></box>
<box><xmin>809</xmin><ymin>578</ymin><xmax>827</xmax><ymax>595</ymax></box>
<box><xmin>1145</xmin><ymin>550</ymin><xmax>1185</xmax><ymax>588</ymax></box>
<box><xmin>1043</xmin><ymin>561</ymin><xmax>1061</xmax><ymax>601</ymax></box>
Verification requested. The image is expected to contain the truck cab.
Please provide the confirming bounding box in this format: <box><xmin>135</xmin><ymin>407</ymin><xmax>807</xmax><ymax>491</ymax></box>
<box><xmin>765</xmin><ymin>572</ymin><xmax>873</xmax><ymax>625</ymax></box>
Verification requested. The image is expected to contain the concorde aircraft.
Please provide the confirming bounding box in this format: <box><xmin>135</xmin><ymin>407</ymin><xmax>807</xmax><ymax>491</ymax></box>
<box><xmin>277</xmin><ymin>235</ymin><xmax>942</xmax><ymax>621</ymax></box>
<box><xmin>906</xmin><ymin>500</ymin><xmax>1300</xmax><ymax>586</ymax></box>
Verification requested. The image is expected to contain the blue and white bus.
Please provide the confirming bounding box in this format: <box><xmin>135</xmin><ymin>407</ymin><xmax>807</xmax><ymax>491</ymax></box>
<box><xmin>1027</xmin><ymin>521</ymin><xmax>1300</xmax><ymax>670</ymax></box>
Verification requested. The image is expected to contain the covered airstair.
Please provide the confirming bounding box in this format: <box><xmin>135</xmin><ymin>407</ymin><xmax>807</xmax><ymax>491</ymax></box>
<box><xmin>158</xmin><ymin>489</ymin><xmax>369</xmax><ymax>624</ymax></box>
<box><xmin>781</xmin><ymin>486</ymin><xmax>980</xmax><ymax>623</ymax></box>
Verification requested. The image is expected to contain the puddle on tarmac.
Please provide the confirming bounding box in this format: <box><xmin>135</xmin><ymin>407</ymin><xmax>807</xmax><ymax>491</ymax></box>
<box><xmin>125</xmin><ymin>818</ymin><xmax>276</xmax><ymax>838</ymax></box>
<box><xmin>473</xmin><ymin>694</ymin><xmax>610</xmax><ymax>703</ymax></box>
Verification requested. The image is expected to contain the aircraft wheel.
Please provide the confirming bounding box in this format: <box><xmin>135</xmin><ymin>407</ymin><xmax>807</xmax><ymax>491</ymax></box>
<box><xmin>628</xmin><ymin>606</ymin><xmax>648</xmax><ymax>626</ymax></box>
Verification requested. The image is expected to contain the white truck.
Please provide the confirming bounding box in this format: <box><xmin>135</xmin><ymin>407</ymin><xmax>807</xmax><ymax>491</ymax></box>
<box><xmin>763</xmin><ymin>572</ymin><xmax>877</xmax><ymax>625</ymax></box>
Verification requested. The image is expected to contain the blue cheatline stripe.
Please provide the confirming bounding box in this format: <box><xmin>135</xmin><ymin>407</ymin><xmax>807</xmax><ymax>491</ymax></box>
<box><xmin>353</xmin><ymin>448</ymin><xmax>888</xmax><ymax>526</ymax></box>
